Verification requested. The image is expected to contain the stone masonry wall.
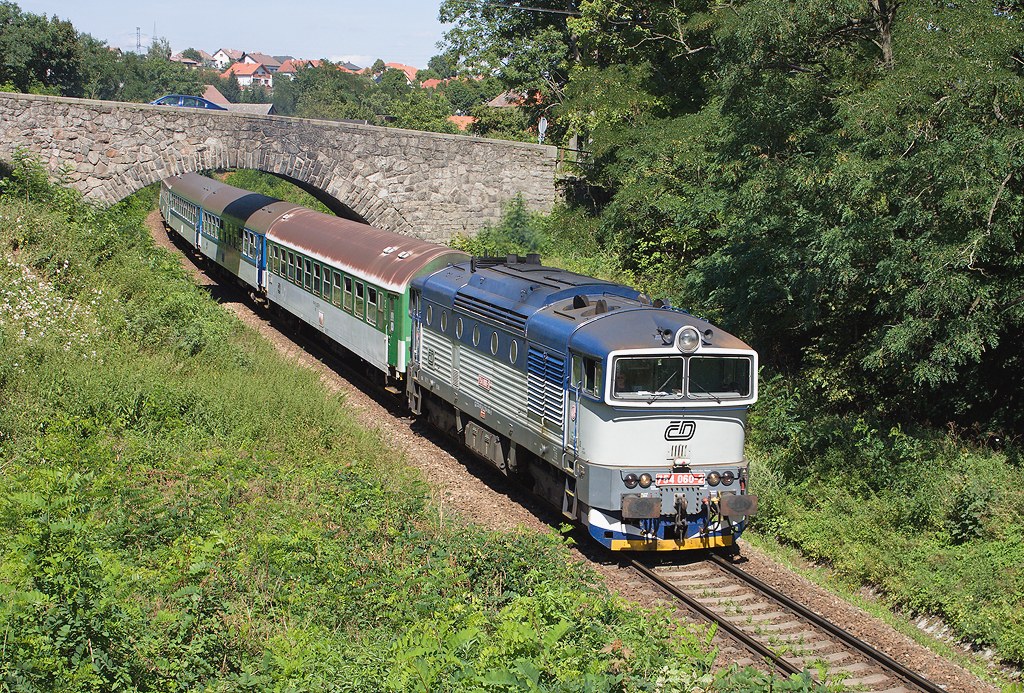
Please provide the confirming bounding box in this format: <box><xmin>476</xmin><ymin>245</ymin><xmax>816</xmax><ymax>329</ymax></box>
<box><xmin>0</xmin><ymin>93</ymin><xmax>557</xmax><ymax>242</ymax></box>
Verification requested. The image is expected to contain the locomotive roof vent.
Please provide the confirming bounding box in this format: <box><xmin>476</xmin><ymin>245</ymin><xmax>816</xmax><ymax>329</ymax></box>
<box><xmin>381</xmin><ymin>245</ymin><xmax>397</xmax><ymax>255</ymax></box>
<box><xmin>561</xmin><ymin>295</ymin><xmax>618</xmax><ymax>318</ymax></box>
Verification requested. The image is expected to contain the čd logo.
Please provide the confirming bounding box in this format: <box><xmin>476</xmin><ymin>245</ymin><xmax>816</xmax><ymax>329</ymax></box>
<box><xmin>664</xmin><ymin>420</ymin><xmax>696</xmax><ymax>441</ymax></box>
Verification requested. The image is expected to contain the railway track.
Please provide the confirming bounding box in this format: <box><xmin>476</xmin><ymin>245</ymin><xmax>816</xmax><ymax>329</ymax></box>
<box><xmin>633</xmin><ymin>555</ymin><xmax>947</xmax><ymax>692</ymax></box>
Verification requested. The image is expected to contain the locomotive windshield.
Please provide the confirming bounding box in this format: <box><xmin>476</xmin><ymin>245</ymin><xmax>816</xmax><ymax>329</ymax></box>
<box><xmin>611</xmin><ymin>355</ymin><xmax>752</xmax><ymax>402</ymax></box>
<box><xmin>613</xmin><ymin>356</ymin><xmax>684</xmax><ymax>400</ymax></box>
<box><xmin>687</xmin><ymin>356</ymin><xmax>751</xmax><ymax>399</ymax></box>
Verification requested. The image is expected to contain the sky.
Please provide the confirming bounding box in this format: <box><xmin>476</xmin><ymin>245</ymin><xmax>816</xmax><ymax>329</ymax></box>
<box><xmin>19</xmin><ymin>0</ymin><xmax>451</xmax><ymax>69</ymax></box>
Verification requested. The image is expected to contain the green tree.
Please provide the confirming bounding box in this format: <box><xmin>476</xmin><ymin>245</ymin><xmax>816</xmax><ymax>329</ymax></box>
<box><xmin>147</xmin><ymin>36</ymin><xmax>172</xmax><ymax>60</ymax></box>
<box><xmin>439</xmin><ymin>0</ymin><xmax>579</xmax><ymax>103</ymax></box>
<box><xmin>292</xmin><ymin>61</ymin><xmax>375</xmax><ymax>121</ymax></box>
<box><xmin>271</xmin><ymin>74</ymin><xmax>298</xmax><ymax>114</ymax></box>
<box><xmin>427</xmin><ymin>52</ymin><xmax>458</xmax><ymax>79</ymax></box>
<box><xmin>391</xmin><ymin>90</ymin><xmax>459</xmax><ymax>134</ymax></box>
<box><xmin>0</xmin><ymin>2</ymin><xmax>84</xmax><ymax>95</ymax></box>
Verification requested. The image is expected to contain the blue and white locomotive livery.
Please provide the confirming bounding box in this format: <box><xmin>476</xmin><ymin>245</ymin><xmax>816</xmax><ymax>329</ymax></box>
<box><xmin>160</xmin><ymin>173</ymin><xmax>759</xmax><ymax>552</ymax></box>
<box><xmin>408</xmin><ymin>256</ymin><xmax>758</xmax><ymax>551</ymax></box>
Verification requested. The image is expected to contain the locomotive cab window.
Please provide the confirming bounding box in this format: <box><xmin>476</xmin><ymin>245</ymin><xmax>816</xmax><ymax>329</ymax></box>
<box><xmin>572</xmin><ymin>354</ymin><xmax>603</xmax><ymax>398</ymax></box>
<box><xmin>688</xmin><ymin>356</ymin><xmax>751</xmax><ymax>399</ymax></box>
<box><xmin>613</xmin><ymin>356</ymin><xmax>684</xmax><ymax>401</ymax></box>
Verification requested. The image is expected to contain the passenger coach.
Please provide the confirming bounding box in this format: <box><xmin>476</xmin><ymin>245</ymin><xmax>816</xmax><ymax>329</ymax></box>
<box><xmin>160</xmin><ymin>172</ymin><xmax>467</xmax><ymax>379</ymax></box>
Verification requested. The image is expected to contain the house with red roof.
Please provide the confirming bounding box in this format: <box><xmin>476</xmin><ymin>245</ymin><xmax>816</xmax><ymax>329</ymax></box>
<box><xmin>202</xmin><ymin>85</ymin><xmax>231</xmax><ymax>105</ymax></box>
<box><xmin>448</xmin><ymin>115</ymin><xmax>477</xmax><ymax>131</ymax></box>
<box><xmin>222</xmin><ymin>62</ymin><xmax>273</xmax><ymax>89</ymax></box>
<box><xmin>277</xmin><ymin>58</ymin><xmax>306</xmax><ymax>79</ymax></box>
<box><xmin>384</xmin><ymin>62</ymin><xmax>420</xmax><ymax>84</ymax></box>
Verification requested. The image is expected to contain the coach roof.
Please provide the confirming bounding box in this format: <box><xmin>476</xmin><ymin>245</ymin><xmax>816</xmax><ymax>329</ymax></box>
<box><xmin>267</xmin><ymin>208</ymin><xmax>468</xmax><ymax>293</ymax></box>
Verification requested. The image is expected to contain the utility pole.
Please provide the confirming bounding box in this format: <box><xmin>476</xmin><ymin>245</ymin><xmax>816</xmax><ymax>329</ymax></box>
<box><xmin>136</xmin><ymin>27</ymin><xmax>141</xmax><ymax>52</ymax></box>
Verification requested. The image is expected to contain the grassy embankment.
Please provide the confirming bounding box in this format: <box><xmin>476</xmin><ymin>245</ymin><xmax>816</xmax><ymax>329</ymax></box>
<box><xmin>0</xmin><ymin>158</ymin><xmax>826</xmax><ymax>691</ymax></box>
<box><xmin>746</xmin><ymin>387</ymin><xmax>1024</xmax><ymax>675</ymax></box>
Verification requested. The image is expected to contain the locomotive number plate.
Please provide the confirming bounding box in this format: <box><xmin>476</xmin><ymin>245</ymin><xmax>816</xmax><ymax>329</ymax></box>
<box><xmin>655</xmin><ymin>472</ymin><xmax>705</xmax><ymax>486</ymax></box>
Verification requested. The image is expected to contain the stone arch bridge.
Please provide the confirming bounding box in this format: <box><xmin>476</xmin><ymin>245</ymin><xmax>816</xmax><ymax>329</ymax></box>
<box><xmin>0</xmin><ymin>93</ymin><xmax>557</xmax><ymax>242</ymax></box>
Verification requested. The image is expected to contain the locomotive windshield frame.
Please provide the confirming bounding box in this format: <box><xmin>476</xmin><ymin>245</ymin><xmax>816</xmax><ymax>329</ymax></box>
<box><xmin>606</xmin><ymin>348</ymin><xmax>757</xmax><ymax>406</ymax></box>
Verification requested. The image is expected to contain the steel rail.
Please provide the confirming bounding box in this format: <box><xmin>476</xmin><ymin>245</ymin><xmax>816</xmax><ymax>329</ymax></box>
<box><xmin>629</xmin><ymin>559</ymin><xmax>803</xmax><ymax>678</ymax></box>
<box><xmin>708</xmin><ymin>555</ymin><xmax>947</xmax><ymax>693</ymax></box>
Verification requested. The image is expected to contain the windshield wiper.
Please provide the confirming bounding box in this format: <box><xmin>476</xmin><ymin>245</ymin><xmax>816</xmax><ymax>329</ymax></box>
<box><xmin>686</xmin><ymin>377</ymin><xmax>722</xmax><ymax>404</ymax></box>
<box><xmin>646</xmin><ymin>371</ymin><xmax>683</xmax><ymax>404</ymax></box>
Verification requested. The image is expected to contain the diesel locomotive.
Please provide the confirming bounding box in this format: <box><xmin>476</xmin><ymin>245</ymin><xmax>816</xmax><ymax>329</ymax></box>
<box><xmin>160</xmin><ymin>172</ymin><xmax>759</xmax><ymax>551</ymax></box>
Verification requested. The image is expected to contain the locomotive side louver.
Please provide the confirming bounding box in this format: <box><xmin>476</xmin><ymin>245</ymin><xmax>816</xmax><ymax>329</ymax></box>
<box><xmin>527</xmin><ymin>348</ymin><xmax>564</xmax><ymax>426</ymax></box>
<box><xmin>453</xmin><ymin>292</ymin><xmax>529</xmax><ymax>334</ymax></box>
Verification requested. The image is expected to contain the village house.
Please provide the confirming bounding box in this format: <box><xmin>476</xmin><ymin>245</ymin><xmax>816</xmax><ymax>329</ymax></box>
<box><xmin>241</xmin><ymin>52</ymin><xmax>282</xmax><ymax>72</ymax></box>
<box><xmin>211</xmin><ymin>48</ymin><xmax>244</xmax><ymax>70</ymax></box>
<box><xmin>222</xmin><ymin>62</ymin><xmax>273</xmax><ymax>90</ymax></box>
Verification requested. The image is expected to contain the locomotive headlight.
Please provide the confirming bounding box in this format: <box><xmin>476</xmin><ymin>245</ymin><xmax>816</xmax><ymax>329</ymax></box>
<box><xmin>676</xmin><ymin>326</ymin><xmax>700</xmax><ymax>353</ymax></box>
<box><xmin>721</xmin><ymin>471</ymin><xmax>735</xmax><ymax>486</ymax></box>
<box><xmin>623</xmin><ymin>473</ymin><xmax>639</xmax><ymax>488</ymax></box>
<box><xmin>639</xmin><ymin>473</ymin><xmax>653</xmax><ymax>488</ymax></box>
<box><xmin>707</xmin><ymin>472</ymin><xmax>721</xmax><ymax>486</ymax></box>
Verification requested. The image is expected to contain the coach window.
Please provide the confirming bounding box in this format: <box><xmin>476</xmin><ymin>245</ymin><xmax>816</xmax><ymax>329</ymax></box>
<box><xmin>303</xmin><ymin>259</ymin><xmax>312</xmax><ymax>291</ymax></box>
<box><xmin>367</xmin><ymin>287</ymin><xmax>378</xmax><ymax>325</ymax></box>
<box><xmin>287</xmin><ymin>252</ymin><xmax>295</xmax><ymax>281</ymax></box>
<box><xmin>332</xmin><ymin>271</ymin><xmax>342</xmax><ymax>306</ymax></box>
<box><xmin>344</xmin><ymin>276</ymin><xmax>353</xmax><ymax>311</ymax></box>
<box><xmin>313</xmin><ymin>263</ymin><xmax>322</xmax><ymax>297</ymax></box>
<box><xmin>355</xmin><ymin>282</ymin><xmax>365</xmax><ymax>317</ymax></box>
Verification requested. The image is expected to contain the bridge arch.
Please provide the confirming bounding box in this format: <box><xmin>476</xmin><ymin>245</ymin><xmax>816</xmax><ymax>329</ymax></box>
<box><xmin>0</xmin><ymin>93</ymin><xmax>556</xmax><ymax>242</ymax></box>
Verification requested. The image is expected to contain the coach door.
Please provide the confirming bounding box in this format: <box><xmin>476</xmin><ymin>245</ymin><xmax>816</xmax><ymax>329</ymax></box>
<box><xmin>410</xmin><ymin>290</ymin><xmax>422</xmax><ymax>365</ymax></box>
